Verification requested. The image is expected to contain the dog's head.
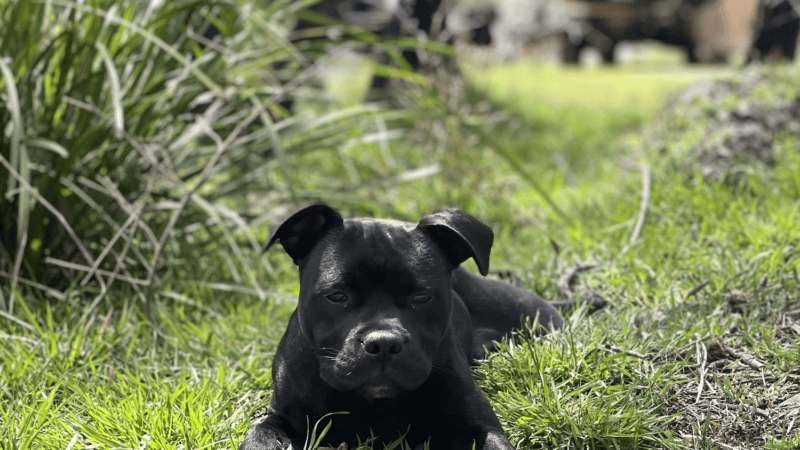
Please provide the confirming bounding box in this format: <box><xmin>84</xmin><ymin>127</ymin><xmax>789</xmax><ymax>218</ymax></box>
<box><xmin>266</xmin><ymin>204</ymin><xmax>493</xmax><ymax>399</ymax></box>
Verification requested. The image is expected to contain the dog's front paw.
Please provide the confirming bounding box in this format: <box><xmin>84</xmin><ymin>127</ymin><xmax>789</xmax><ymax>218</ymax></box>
<box><xmin>482</xmin><ymin>431</ymin><xmax>514</xmax><ymax>450</ymax></box>
<box><xmin>240</xmin><ymin>419</ymin><xmax>294</xmax><ymax>450</ymax></box>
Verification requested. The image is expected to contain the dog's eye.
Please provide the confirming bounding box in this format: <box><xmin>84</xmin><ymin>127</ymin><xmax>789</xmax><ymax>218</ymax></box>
<box><xmin>412</xmin><ymin>295</ymin><xmax>431</xmax><ymax>305</ymax></box>
<box><xmin>325</xmin><ymin>292</ymin><xmax>348</xmax><ymax>304</ymax></box>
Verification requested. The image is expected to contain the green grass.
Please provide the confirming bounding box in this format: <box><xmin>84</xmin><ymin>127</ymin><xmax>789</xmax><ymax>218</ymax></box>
<box><xmin>2</xmin><ymin>10</ymin><xmax>800</xmax><ymax>448</ymax></box>
<box><xmin>466</xmin><ymin>62</ymin><xmax>724</xmax><ymax>114</ymax></box>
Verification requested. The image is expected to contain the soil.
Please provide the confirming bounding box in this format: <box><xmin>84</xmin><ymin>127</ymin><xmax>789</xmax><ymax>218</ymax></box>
<box><xmin>656</xmin><ymin>301</ymin><xmax>800</xmax><ymax>449</ymax></box>
<box><xmin>668</xmin><ymin>69</ymin><xmax>800</xmax><ymax>181</ymax></box>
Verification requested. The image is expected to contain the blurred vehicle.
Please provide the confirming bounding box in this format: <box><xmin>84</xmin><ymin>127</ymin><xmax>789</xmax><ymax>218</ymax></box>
<box><xmin>559</xmin><ymin>0</ymin><xmax>759</xmax><ymax>63</ymax></box>
<box><xmin>748</xmin><ymin>0</ymin><xmax>800</xmax><ymax>61</ymax></box>
<box><xmin>446</xmin><ymin>0</ymin><xmax>498</xmax><ymax>45</ymax></box>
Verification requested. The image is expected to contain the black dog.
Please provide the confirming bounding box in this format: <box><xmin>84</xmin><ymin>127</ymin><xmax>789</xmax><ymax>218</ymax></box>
<box><xmin>240</xmin><ymin>204</ymin><xmax>565</xmax><ymax>450</ymax></box>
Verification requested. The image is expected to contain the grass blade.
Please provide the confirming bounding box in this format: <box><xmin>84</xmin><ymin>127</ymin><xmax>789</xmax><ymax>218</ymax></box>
<box><xmin>0</xmin><ymin>57</ymin><xmax>31</xmax><ymax>242</ymax></box>
<box><xmin>465</xmin><ymin>122</ymin><xmax>573</xmax><ymax>224</ymax></box>
<box><xmin>94</xmin><ymin>41</ymin><xmax>125</xmax><ymax>136</ymax></box>
<box><xmin>23</xmin><ymin>138</ymin><xmax>69</xmax><ymax>158</ymax></box>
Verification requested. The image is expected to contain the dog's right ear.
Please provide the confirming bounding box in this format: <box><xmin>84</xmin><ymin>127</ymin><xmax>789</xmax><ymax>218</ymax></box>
<box><xmin>265</xmin><ymin>204</ymin><xmax>344</xmax><ymax>265</ymax></box>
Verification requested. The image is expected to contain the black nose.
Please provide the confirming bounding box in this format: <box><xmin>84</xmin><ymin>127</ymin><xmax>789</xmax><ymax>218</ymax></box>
<box><xmin>362</xmin><ymin>330</ymin><xmax>405</xmax><ymax>359</ymax></box>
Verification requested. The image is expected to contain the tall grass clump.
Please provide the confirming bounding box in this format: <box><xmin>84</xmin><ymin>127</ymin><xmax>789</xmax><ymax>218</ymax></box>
<box><xmin>0</xmin><ymin>0</ymin><xmax>455</xmax><ymax>315</ymax></box>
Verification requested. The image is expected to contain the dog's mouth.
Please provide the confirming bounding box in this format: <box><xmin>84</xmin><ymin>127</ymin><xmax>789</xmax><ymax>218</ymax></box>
<box><xmin>356</xmin><ymin>380</ymin><xmax>404</xmax><ymax>399</ymax></box>
<box><xmin>321</xmin><ymin>360</ymin><xmax>418</xmax><ymax>399</ymax></box>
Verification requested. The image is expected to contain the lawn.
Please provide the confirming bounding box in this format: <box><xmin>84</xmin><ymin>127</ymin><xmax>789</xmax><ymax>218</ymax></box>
<box><xmin>2</xmin><ymin>2</ymin><xmax>799</xmax><ymax>448</ymax></box>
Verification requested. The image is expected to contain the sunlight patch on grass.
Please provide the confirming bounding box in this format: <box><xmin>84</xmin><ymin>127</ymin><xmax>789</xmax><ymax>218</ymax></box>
<box><xmin>465</xmin><ymin>61</ymin><xmax>734</xmax><ymax>117</ymax></box>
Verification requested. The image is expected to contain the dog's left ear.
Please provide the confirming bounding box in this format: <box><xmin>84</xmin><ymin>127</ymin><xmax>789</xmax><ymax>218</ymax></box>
<box><xmin>417</xmin><ymin>209</ymin><xmax>494</xmax><ymax>276</ymax></box>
